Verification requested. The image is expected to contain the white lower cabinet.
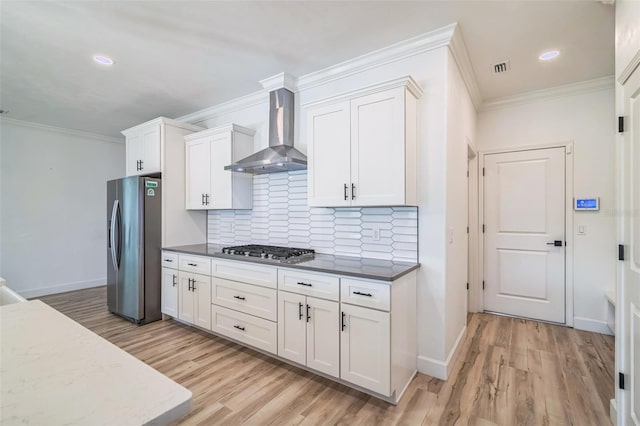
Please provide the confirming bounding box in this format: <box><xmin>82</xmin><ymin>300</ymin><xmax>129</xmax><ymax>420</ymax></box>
<box><xmin>161</xmin><ymin>267</ymin><xmax>178</xmax><ymax>317</ymax></box>
<box><xmin>211</xmin><ymin>305</ymin><xmax>277</xmax><ymax>354</ymax></box>
<box><xmin>278</xmin><ymin>291</ymin><xmax>339</xmax><ymax>377</ymax></box>
<box><xmin>178</xmin><ymin>271</ymin><xmax>211</xmax><ymax>330</ymax></box>
<box><xmin>340</xmin><ymin>303</ymin><xmax>391</xmax><ymax>396</ymax></box>
<box><xmin>161</xmin><ymin>250</ymin><xmax>417</xmax><ymax>403</ymax></box>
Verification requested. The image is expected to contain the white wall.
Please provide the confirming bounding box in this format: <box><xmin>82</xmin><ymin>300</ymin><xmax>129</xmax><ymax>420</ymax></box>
<box><xmin>444</xmin><ymin>49</ymin><xmax>477</xmax><ymax>361</ymax></box>
<box><xmin>477</xmin><ymin>88</ymin><xmax>616</xmax><ymax>334</ymax></box>
<box><xmin>0</xmin><ymin>119</ymin><xmax>125</xmax><ymax>297</ymax></box>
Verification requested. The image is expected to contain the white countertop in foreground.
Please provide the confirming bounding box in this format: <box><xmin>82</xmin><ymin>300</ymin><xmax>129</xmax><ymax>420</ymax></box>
<box><xmin>1</xmin><ymin>300</ymin><xmax>192</xmax><ymax>426</ymax></box>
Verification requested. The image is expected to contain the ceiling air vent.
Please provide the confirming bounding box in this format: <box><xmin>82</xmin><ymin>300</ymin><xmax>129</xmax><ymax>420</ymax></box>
<box><xmin>492</xmin><ymin>61</ymin><xmax>511</xmax><ymax>74</ymax></box>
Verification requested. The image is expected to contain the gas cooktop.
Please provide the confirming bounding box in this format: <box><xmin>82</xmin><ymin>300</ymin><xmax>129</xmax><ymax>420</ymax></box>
<box><xmin>220</xmin><ymin>244</ymin><xmax>315</xmax><ymax>264</ymax></box>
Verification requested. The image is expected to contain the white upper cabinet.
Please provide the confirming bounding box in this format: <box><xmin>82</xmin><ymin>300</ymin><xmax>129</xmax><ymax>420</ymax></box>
<box><xmin>185</xmin><ymin>124</ymin><xmax>254</xmax><ymax>210</ymax></box>
<box><xmin>124</xmin><ymin>123</ymin><xmax>160</xmax><ymax>176</ymax></box>
<box><xmin>121</xmin><ymin>117</ymin><xmax>205</xmax><ymax>248</ymax></box>
<box><xmin>306</xmin><ymin>77</ymin><xmax>421</xmax><ymax>207</ymax></box>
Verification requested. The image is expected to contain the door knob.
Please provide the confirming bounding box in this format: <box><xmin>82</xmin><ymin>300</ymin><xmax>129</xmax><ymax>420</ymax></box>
<box><xmin>546</xmin><ymin>240</ymin><xmax>563</xmax><ymax>247</ymax></box>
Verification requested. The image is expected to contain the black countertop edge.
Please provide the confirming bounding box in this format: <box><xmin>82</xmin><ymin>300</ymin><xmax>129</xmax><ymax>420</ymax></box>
<box><xmin>162</xmin><ymin>244</ymin><xmax>420</xmax><ymax>282</ymax></box>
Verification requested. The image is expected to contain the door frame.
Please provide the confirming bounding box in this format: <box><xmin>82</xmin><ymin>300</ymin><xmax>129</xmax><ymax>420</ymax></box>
<box><xmin>477</xmin><ymin>141</ymin><xmax>574</xmax><ymax>326</ymax></box>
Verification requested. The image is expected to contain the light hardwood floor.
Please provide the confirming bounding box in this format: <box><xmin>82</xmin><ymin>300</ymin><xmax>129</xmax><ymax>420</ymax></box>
<box><xmin>38</xmin><ymin>287</ymin><xmax>614</xmax><ymax>425</ymax></box>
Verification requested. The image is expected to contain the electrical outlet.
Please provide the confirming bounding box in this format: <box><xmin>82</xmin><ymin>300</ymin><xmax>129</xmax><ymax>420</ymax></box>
<box><xmin>365</xmin><ymin>225</ymin><xmax>381</xmax><ymax>241</ymax></box>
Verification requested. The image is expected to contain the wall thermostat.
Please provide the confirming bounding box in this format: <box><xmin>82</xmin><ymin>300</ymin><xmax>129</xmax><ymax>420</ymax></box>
<box><xmin>574</xmin><ymin>197</ymin><xmax>599</xmax><ymax>211</ymax></box>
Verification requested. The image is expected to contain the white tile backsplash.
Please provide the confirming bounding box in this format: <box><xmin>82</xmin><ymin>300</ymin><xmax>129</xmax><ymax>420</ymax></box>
<box><xmin>207</xmin><ymin>170</ymin><xmax>418</xmax><ymax>262</ymax></box>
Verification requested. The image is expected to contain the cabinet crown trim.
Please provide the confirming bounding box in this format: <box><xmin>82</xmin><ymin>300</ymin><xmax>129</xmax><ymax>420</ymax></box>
<box><xmin>184</xmin><ymin>123</ymin><xmax>256</xmax><ymax>141</ymax></box>
<box><xmin>302</xmin><ymin>76</ymin><xmax>423</xmax><ymax>110</ymax></box>
<box><xmin>121</xmin><ymin>116</ymin><xmax>203</xmax><ymax>136</ymax></box>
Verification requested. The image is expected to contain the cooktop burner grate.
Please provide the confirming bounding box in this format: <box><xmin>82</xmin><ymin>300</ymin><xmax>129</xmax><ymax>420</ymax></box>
<box><xmin>221</xmin><ymin>244</ymin><xmax>315</xmax><ymax>262</ymax></box>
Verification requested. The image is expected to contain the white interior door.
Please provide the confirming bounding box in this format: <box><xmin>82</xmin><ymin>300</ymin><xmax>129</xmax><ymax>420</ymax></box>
<box><xmin>483</xmin><ymin>147</ymin><xmax>566</xmax><ymax>323</ymax></box>
<box><xmin>620</xmin><ymin>61</ymin><xmax>640</xmax><ymax>425</ymax></box>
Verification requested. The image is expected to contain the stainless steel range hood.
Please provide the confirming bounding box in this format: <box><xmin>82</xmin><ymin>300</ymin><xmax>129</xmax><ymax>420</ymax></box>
<box><xmin>225</xmin><ymin>87</ymin><xmax>307</xmax><ymax>175</ymax></box>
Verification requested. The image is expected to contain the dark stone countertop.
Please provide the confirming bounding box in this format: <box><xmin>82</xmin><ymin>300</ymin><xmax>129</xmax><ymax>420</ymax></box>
<box><xmin>162</xmin><ymin>244</ymin><xmax>419</xmax><ymax>282</ymax></box>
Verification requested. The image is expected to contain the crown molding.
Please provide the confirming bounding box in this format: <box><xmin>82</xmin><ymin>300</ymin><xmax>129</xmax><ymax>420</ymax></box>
<box><xmin>0</xmin><ymin>117</ymin><xmax>123</xmax><ymax>144</ymax></box>
<box><xmin>480</xmin><ymin>75</ymin><xmax>615</xmax><ymax>112</ymax></box>
<box><xmin>448</xmin><ymin>24</ymin><xmax>482</xmax><ymax>109</ymax></box>
<box><xmin>178</xmin><ymin>23</ymin><xmax>456</xmax><ymax>125</ymax></box>
<box><xmin>296</xmin><ymin>23</ymin><xmax>456</xmax><ymax>92</ymax></box>
<box><xmin>176</xmin><ymin>90</ymin><xmax>268</xmax><ymax>125</ymax></box>
<box><xmin>260</xmin><ymin>72</ymin><xmax>297</xmax><ymax>92</ymax></box>
<box><xmin>185</xmin><ymin>123</ymin><xmax>255</xmax><ymax>141</ymax></box>
<box><xmin>302</xmin><ymin>76</ymin><xmax>423</xmax><ymax>110</ymax></box>
<box><xmin>121</xmin><ymin>116</ymin><xmax>203</xmax><ymax>136</ymax></box>
<box><xmin>618</xmin><ymin>49</ymin><xmax>640</xmax><ymax>85</ymax></box>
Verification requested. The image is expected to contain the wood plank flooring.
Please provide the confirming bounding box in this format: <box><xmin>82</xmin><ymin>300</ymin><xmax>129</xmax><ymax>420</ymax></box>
<box><xmin>38</xmin><ymin>287</ymin><xmax>614</xmax><ymax>425</ymax></box>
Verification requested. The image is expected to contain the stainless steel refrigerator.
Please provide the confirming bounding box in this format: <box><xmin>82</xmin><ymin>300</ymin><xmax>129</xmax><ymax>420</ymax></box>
<box><xmin>107</xmin><ymin>176</ymin><xmax>162</xmax><ymax>324</ymax></box>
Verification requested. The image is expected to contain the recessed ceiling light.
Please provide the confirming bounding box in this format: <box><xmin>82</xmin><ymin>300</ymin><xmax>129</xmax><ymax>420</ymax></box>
<box><xmin>539</xmin><ymin>50</ymin><xmax>560</xmax><ymax>61</ymax></box>
<box><xmin>93</xmin><ymin>55</ymin><xmax>114</xmax><ymax>65</ymax></box>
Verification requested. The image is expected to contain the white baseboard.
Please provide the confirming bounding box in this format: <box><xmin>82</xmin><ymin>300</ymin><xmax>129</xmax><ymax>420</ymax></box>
<box><xmin>610</xmin><ymin>398</ymin><xmax>617</xmax><ymax>426</ymax></box>
<box><xmin>18</xmin><ymin>278</ymin><xmax>105</xmax><ymax>299</ymax></box>
<box><xmin>574</xmin><ymin>316</ymin><xmax>613</xmax><ymax>335</ymax></box>
<box><xmin>417</xmin><ymin>325</ymin><xmax>467</xmax><ymax>380</ymax></box>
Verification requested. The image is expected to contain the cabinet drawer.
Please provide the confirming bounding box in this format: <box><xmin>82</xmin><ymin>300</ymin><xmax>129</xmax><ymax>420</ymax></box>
<box><xmin>212</xmin><ymin>278</ymin><xmax>277</xmax><ymax>321</ymax></box>
<box><xmin>211</xmin><ymin>305</ymin><xmax>277</xmax><ymax>355</ymax></box>
<box><xmin>278</xmin><ymin>268</ymin><xmax>339</xmax><ymax>301</ymax></box>
<box><xmin>341</xmin><ymin>278</ymin><xmax>390</xmax><ymax>311</ymax></box>
<box><xmin>178</xmin><ymin>254</ymin><xmax>211</xmax><ymax>275</ymax></box>
<box><xmin>161</xmin><ymin>251</ymin><xmax>179</xmax><ymax>269</ymax></box>
<box><xmin>212</xmin><ymin>259</ymin><xmax>277</xmax><ymax>289</ymax></box>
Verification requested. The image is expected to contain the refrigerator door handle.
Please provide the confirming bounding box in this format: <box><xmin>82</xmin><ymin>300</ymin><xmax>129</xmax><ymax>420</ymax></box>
<box><xmin>110</xmin><ymin>199</ymin><xmax>119</xmax><ymax>271</ymax></box>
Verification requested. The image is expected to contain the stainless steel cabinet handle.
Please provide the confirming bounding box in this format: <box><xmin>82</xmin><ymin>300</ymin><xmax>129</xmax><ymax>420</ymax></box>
<box><xmin>233</xmin><ymin>325</ymin><xmax>245</xmax><ymax>331</ymax></box>
<box><xmin>233</xmin><ymin>295</ymin><xmax>246</xmax><ymax>301</ymax></box>
<box><xmin>353</xmin><ymin>291</ymin><xmax>372</xmax><ymax>297</ymax></box>
<box><xmin>344</xmin><ymin>184</ymin><xmax>348</xmax><ymax>200</ymax></box>
<box><xmin>351</xmin><ymin>183</ymin><xmax>356</xmax><ymax>200</ymax></box>
<box><xmin>297</xmin><ymin>282</ymin><xmax>312</xmax><ymax>287</ymax></box>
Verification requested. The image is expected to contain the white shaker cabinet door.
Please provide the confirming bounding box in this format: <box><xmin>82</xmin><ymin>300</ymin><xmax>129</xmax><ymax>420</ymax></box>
<box><xmin>193</xmin><ymin>273</ymin><xmax>211</xmax><ymax>330</ymax></box>
<box><xmin>125</xmin><ymin>131</ymin><xmax>145</xmax><ymax>176</ymax></box>
<box><xmin>178</xmin><ymin>272</ymin><xmax>195</xmax><ymax>325</ymax></box>
<box><xmin>141</xmin><ymin>124</ymin><xmax>161</xmax><ymax>174</ymax></box>
<box><xmin>185</xmin><ymin>138</ymin><xmax>211</xmax><ymax>210</ymax></box>
<box><xmin>277</xmin><ymin>291</ymin><xmax>306</xmax><ymax>366</ymax></box>
<box><xmin>340</xmin><ymin>303</ymin><xmax>391</xmax><ymax>396</ymax></box>
<box><xmin>307</xmin><ymin>101</ymin><xmax>351</xmax><ymax>207</ymax></box>
<box><xmin>209</xmin><ymin>132</ymin><xmax>233</xmax><ymax>209</ymax></box>
<box><xmin>350</xmin><ymin>87</ymin><xmax>405</xmax><ymax>206</ymax></box>
<box><xmin>306</xmin><ymin>297</ymin><xmax>339</xmax><ymax>378</ymax></box>
<box><xmin>161</xmin><ymin>267</ymin><xmax>179</xmax><ymax>317</ymax></box>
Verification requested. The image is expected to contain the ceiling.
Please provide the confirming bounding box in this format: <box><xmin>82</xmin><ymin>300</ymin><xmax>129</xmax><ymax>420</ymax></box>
<box><xmin>1</xmin><ymin>1</ymin><xmax>614</xmax><ymax>138</ymax></box>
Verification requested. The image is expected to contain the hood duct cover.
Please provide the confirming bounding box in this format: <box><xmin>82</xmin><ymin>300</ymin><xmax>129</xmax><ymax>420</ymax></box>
<box><xmin>225</xmin><ymin>87</ymin><xmax>307</xmax><ymax>175</ymax></box>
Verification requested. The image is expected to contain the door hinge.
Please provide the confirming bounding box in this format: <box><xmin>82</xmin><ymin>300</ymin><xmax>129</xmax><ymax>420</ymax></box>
<box><xmin>619</xmin><ymin>372</ymin><xmax>626</xmax><ymax>390</ymax></box>
<box><xmin>466</xmin><ymin>282</ymin><xmax>469</xmax><ymax>290</ymax></box>
<box><xmin>482</xmin><ymin>224</ymin><xmax>485</xmax><ymax>233</ymax></box>
<box><xmin>482</xmin><ymin>167</ymin><xmax>485</xmax><ymax>176</ymax></box>
<box><xmin>482</xmin><ymin>280</ymin><xmax>485</xmax><ymax>290</ymax></box>
<box><xmin>619</xmin><ymin>116</ymin><xmax>625</xmax><ymax>133</ymax></box>
<box><xmin>619</xmin><ymin>244</ymin><xmax>625</xmax><ymax>261</ymax></box>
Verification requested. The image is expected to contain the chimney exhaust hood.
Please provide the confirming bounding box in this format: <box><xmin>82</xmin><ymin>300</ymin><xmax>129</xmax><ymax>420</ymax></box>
<box><xmin>225</xmin><ymin>75</ymin><xmax>306</xmax><ymax>175</ymax></box>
